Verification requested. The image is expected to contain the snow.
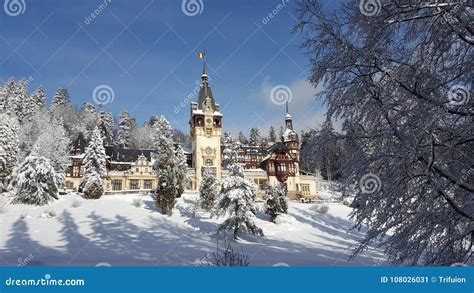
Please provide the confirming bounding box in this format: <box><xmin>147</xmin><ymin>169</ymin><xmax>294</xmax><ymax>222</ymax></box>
<box><xmin>0</xmin><ymin>192</ymin><xmax>385</xmax><ymax>266</ymax></box>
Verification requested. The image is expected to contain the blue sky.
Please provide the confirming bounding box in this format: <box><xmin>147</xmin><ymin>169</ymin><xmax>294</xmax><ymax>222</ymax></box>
<box><xmin>0</xmin><ymin>0</ymin><xmax>338</xmax><ymax>135</ymax></box>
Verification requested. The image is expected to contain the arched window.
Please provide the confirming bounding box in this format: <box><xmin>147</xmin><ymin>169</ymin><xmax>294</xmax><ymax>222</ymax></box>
<box><xmin>205</xmin><ymin>159</ymin><xmax>213</xmax><ymax>166</ymax></box>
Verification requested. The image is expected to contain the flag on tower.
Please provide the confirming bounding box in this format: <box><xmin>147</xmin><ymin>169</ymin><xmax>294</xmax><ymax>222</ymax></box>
<box><xmin>197</xmin><ymin>52</ymin><xmax>204</xmax><ymax>59</ymax></box>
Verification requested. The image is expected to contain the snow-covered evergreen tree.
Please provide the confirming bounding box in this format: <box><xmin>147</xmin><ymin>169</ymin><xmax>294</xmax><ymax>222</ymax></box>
<box><xmin>81</xmin><ymin>102</ymin><xmax>96</xmax><ymax>113</ymax></box>
<box><xmin>98</xmin><ymin>110</ymin><xmax>114</xmax><ymax>145</ymax></box>
<box><xmin>264</xmin><ymin>184</ymin><xmax>288</xmax><ymax>222</ymax></box>
<box><xmin>79</xmin><ymin>127</ymin><xmax>106</xmax><ymax>199</ymax></box>
<box><xmin>237</xmin><ymin>131</ymin><xmax>248</xmax><ymax>145</ymax></box>
<box><xmin>199</xmin><ymin>167</ymin><xmax>217</xmax><ymax>210</ymax></box>
<box><xmin>0</xmin><ymin>114</ymin><xmax>19</xmax><ymax>180</ymax></box>
<box><xmin>151</xmin><ymin>116</ymin><xmax>178</xmax><ymax>215</ymax></box>
<box><xmin>115</xmin><ymin>111</ymin><xmax>136</xmax><ymax>148</ymax></box>
<box><xmin>268</xmin><ymin>126</ymin><xmax>277</xmax><ymax>143</ymax></box>
<box><xmin>50</xmin><ymin>88</ymin><xmax>71</xmax><ymax>110</ymax></box>
<box><xmin>34</xmin><ymin>118</ymin><xmax>70</xmax><ymax>185</ymax></box>
<box><xmin>175</xmin><ymin>146</ymin><xmax>188</xmax><ymax>197</ymax></box>
<box><xmin>11</xmin><ymin>146</ymin><xmax>59</xmax><ymax>206</ymax></box>
<box><xmin>30</xmin><ymin>85</ymin><xmax>47</xmax><ymax>112</ymax></box>
<box><xmin>249</xmin><ymin>128</ymin><xmax>261</xmax><ymax>146</ymax></box>
<box><xmin>214</xmin><ymin>163</ymin><xmax>264</xmax><ymax>239</ymax></box>
<box><xmin>222</xmin><ymin>135</ymin><xmax>241</xmax><ymax>170</ymax></box>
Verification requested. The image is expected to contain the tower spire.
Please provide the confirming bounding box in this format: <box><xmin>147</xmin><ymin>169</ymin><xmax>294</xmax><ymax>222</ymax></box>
<box><xmin>286</xmin><ymin>101</ymin><xmax>289</xmax><ymax>114</ymax></box>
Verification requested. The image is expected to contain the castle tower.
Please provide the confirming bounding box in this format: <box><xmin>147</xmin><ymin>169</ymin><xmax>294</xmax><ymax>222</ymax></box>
<box><xmin>189</xmin><ymin>61</ymin><xmax>223</xmax><ymax>188</ymax></box>
<box><xmin>282</xmin><ymin>101</ymin><xmax>299</xmax><ymax>162</ymax></box>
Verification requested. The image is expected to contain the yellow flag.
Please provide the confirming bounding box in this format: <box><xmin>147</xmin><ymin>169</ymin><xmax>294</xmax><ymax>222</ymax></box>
<box><xmin>197</xmin><ymin>52</ymin><xmax>204</xmax><ymax>59</ymax></box>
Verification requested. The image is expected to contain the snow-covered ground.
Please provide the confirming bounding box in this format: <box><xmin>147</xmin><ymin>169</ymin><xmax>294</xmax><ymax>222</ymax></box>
<box><xmin>0</xmin><ymin>192</ymin><xmax>385</xmax><ymax>266</ymax></box>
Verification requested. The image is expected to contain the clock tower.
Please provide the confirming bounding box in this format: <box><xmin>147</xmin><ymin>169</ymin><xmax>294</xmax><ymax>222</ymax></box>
<box><xmin>189</xmin><ymin>61</ymin><xmax>223</xmax><ymax>188</ymax></box>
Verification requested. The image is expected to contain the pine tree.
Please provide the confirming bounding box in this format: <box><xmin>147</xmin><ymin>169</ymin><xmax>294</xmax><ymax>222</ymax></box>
<box><xmin>249</xmin><ymin>128</ymin><xmax>261</xmax><ymax>146</ymax></box>
<box><xmin>264</xmin><ymin>184</ymin><xmax>289</xmax><ymax>222</ymax></box>
<box><xmin>11</xmin><ymin>147</ymin><xmax>59</xmax><ymax>206</ymax></box>
<box><xmin>79</xmin><ymin>127</ymin><xmax>106</xmax><ymax>199</ymax></box>
<box><xmin>15</xmin><ymin>80</ymin><xmax>30</xmax><ymax>123</ymax></box>
<box><xmin>175</xmin><ymin>146</ymin><xmax>188</xmax><ymax>197</ymax></box>
<box><xmin>0</xmin><ymin>114</ymin><xmax>20</xmax><ymax>180</ymax></box>
<box><xmin>151</xmin><ymin>116</ymin><xmax>179</xmax><ymax>215</ymax></box>
<box><xmin>115</xmin><ymin>111</ymin><xmax>136</xmax><ymax>148</ymax></box>
<box><xmin>278</xmin><ymin>126</ymin><xmax>284</xmax><ymax>142</ymax></box>
<box><xmin>199</xmin><ymin>168</ymin><xmax>217</xmax><ymax>210</ymax></box>
<box><xmin>30</xmin><ymin>85</ymin><xmax>47</xmax><ymax>112</ymax></box>
<box><xmin>50</xmin><ymin>88</ymin><xmax>71</xmax><ymax>110</ymax></box>
<box><xmin>34</xmin><ymin>118</ymin><xmax>70</xmax><ymax>185</ymax></box>
<box><xmin>98</xmin><ymin>110</ymin><xmax>114</xmax><ymax>145</ymax></box>
<box><xmin>81</xmin><ymin>102</ymin><xmax>96</xmax><ymax>113</ymax></box>
<box><xmin>237</xmin><ymin>131</ymin><xmax>248</xmax><ymax>145</ymax></box>
<box><xmin>214</xmin><ymin>163</ymin><xmax>264</xmax><ymax>239</ymax></box>
<box><xmin>222</xmin><ymin>135</ymin><xmax>241</xmax><ymax>170</ymax></box>
<box><xmin>268</xmin><ymin>126</ymin><xmax>276</xmax><ymax>143</ymax></box>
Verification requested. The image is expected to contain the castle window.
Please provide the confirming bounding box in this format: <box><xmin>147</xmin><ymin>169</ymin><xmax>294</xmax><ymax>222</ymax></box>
<box><xmin>112</xmin><ymin>180</ymin><xmax>122</xmax><ymax>191</ymax></box>
<box><xmin>206</xmin><ymin>129</ymin><xmax>212</xmax><ymax>138</ymax></box>
<box><xmin>301</xmin><ymin>184</ymin><xmax>310</xmax><ymax>196</ymax></box>
<box><xmin>144</xmin><ymin>180</ymin><xmax>153</xmax><ymax>190</ymax></box>
<box><xmin>205</xmin><ymin>159</ymin><xmax>213</xmax><ymax>167</ymax></box>
<box><xmin>130</xmin><ymin>179</ymin><xmax>139</xmax><ymax>190</ymax></box>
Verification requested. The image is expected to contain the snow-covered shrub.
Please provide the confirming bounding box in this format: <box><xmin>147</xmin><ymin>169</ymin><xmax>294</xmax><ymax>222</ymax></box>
<box><xmin>132</xmin><ymin>198</ymin><xmax>143</xmax><ymax>208</ymax></box>
<box><xmin>152</xmin><ymin>166</ymin><xmax>177</xmax><ymax>215</ymax></box>
<box><xmin>11</xmin><ymin>150</ymin><xmax>59</xmax><ymax>206</ymax></box>
<box><xmin>199</xmin><ymin>168</ymin><xmax>217</xmax><ymax>210</ymax></box>
<box><xmin>19</xmin><ymin>213</ymin><xmax>27</xmax><ymax>219</ymax></box>
<box><xmin>214</xmin><ymin>163</ymin><xmax>264</xmax><ymax>239</ymax></box>
<box><xmin>264</xmin><ymin>184</ymin><xmax>288</xmax><ymax>222</ymax></box>
<box><xmin>71</xmin><ymin>199</ymin><xmax>82</xmax><ymax>208</ymax></box>
<box><xmin>210</xmin><ymin>240</ymin><xmax>249</xmax><ymax>267</ymax></box>
<box><xmin>311</xmin><ymin>204</ymin><xmax>329</xmax><ymax>215</ymax></box>
<box><xmin>79</xmin><ymin>127</ymin><xmax>106</xmax><ymax>200</ymax></box>
<box><xmin>40</xmin><ymin>210</ymin><xmax>56</xmax><ymax>219</ymax></box>
<box><xmin>274</xmin><ymin>214</ymin><xmax>297</xmax><ymax>225</ymax></box>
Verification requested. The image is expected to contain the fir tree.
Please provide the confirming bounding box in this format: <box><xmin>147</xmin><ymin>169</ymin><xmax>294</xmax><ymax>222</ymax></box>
<box><xmin>222</xmin><ymin>135</ymin><xmax>240</xmax><ymax>170</ymax></box>
<box><xmin>81</xmin><ymin>102</ymin><xmax>96</xmax><ymax>113</ymax></box>
<box><xmin>249</xmin><ymin>128</ymin><xmax>261</xmax><ymax>146</ymax></box>
<box><xmin>214</xmin><ymin>163</ymin><xmax>264</xmax><ymax>239</ymax></box>
<box><xmin>79</xmin><ymin>127</ymin><xmax>106</xmax><ymax>199</ymax></box>
<box><xmin>0</xmin><ymin>114</ymin><xmax>20</xmax><ymax>180</ymax></box>
<box><xmin>30</xmin><ymin>85</ymin><xmax>47</xmax><ymax>111</ymax></box>
<box><xmin>199</xmin><ymin>168</ymin><xmax>217</xmax><ymax>210</ymax></box>
<box><xmin>50</xmin><ymin>88</ymin><xmax>71</xmax><ymax>110</ymax></box>
<box><xmin>11</xmin><ymin>147</ymin><xmax>59</xmax><ymax>206</ymax></box>
<box><xmin>264</xmin><ymin>184</ymin><xmax>289</xmax><ymax>222</ymax></box>
<box><xmin>237</xmin><ymin>131</ymin><xmax>248</xmax><ymax>145</ymax></box>
<box><xmin>151</xmin><ymin>116</ymin><xmax>179</xmax><ymax>215</ymax></box>
<box><xmin>98</xmin><ymin>110</ymin><xmax>114</xmax><ymax>145</ymax></box>
<box><xmin>268</xmin><ymin>126</ymin><xmax>276</xmax><ymax>143</ymax></box>
<box><xmin>115</xmin><ymin>111</ymin><xmax>136</xmax><ymax>148</ymax></box>
<box><xmin>175</xmin><ymin>146</ymin><xmax>188</xmax><ymax>198</ymax></box>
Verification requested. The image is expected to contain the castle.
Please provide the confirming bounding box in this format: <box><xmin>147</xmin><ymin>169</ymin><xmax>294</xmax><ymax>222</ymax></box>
<box><xmin>64</xmin><ymin>62</ymin><xmax>317</xmax><ymax>199</ymax></box>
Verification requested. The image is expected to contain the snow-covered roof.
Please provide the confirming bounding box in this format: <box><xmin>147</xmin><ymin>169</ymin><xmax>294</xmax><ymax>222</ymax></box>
<box><xmin>285</xmin><ymin>113</ymin><xmax>292</xmax><ymax>119</ymax></box>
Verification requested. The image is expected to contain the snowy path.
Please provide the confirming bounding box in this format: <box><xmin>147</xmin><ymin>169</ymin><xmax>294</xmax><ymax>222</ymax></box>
<box><xmin>0</xmin><ymin>193</ymin><xmax>385</xmax><ymax>266</ymax></box>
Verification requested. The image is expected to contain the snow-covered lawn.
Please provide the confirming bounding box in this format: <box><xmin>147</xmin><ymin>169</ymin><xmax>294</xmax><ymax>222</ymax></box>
<box><xmin>0</xmin><ymin>193</ymin><xmax>385</xmax><ymax>266</ymax></box>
